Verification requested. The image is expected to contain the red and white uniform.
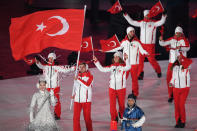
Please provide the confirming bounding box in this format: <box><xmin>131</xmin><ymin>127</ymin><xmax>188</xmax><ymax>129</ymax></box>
<box><xmin>170</xmin><ymin>65</ymin><xmax>190</xmax><ymax>124</ymax></box>
<box><xmin>73</xmin><ymin>70</ymin><xmax>93</xmax><ymax>131</ymax></box>
<box><xmin>36</xmin><ymin>62</ymin><xmax>75</xmax><ymax>118</ymax></box>
<box><xmin>94</xmin><ymin>60</ymin><xmax>130</xmax><ymax>120</ymax></box>
<box><xmin>159</xmin><ymin>36</ymin><xmax>190</xmax><ymax>98</ymax></box>
<box><xmin>124</xmin><ymin>14</ymin><xmax>167</xmax><ymax>75</ymax></box>
<box><xmin>110</xmin><ymin>36</ymin><xmax>148</xmax><ymax>96</ymax></box>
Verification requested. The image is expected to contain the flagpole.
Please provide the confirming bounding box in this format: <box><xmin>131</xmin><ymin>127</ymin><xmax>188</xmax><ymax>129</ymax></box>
<box><xmin>91</xmin><ymin>36</ymin><xmax>95</xmax><ymax>57</ymax></box>
<box><xmin>159</xmin><ymin>0</ymin><xmax>164</xmax><ymax>11</ymax></box>
<box><xmin>70</xmin><ymin>5</ymin><xmax>87</xmax><ymax>110</ymax></box>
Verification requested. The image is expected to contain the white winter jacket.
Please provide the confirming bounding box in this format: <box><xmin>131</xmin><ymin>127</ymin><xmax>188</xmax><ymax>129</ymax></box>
<box><xmin>124</xmin><ymin>14</ymin><xmax>167</xmax><ymax>44</ymax></box>
<box><xmin>36</xmin><ymin>62</ymin><xmax>75</xmax><ymax>89</ymax></box>
<box><xmin>170</xmin><ymin>65</ymin><xmax>190</xmax><ymax>88</ymax></box>
<box><xmin>109</xmin><ymin>37</ymin><xmax>148</xmax><ymax>65</ymax></box>
<box><xmin>94</xmin><ymin>60</ymin><xmax>130</xmax><ymax>90</ymax></box>
<box><xmin>73</xmin><ymin>71</ymin><xmax>93</xmax><ymax>103</ymax></box>
<box><xmin>159</xmin><ymin>37</ymin><xmax>190</xmax><ymax>63</ymax></box>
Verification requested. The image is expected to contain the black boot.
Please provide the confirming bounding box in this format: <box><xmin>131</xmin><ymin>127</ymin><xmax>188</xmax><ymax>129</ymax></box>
<box><xmin>179</xmin><ymin>122</ymin><xmax>185</xmax><ymax>128</ymax></box>
<box><xmin>138</xmin><ymin>72</ymin><xmax>144</xmax><ymax>80</ymax></box>
<box><xmin>54</xmin><ymin>113</ymin><xmax>60</xmax><ymax>120</ymax></box>
<box><xmin>174</xmin><ymin>118</ymin><xmax>181</xmax><ymax>128</ymax></box>
<box><xmin>168</xmin><ymin>94</ymin><xmax>173</xmax><ymax>103</ymax></box>
<box><xmin>157</xmin><ymin>72</ymin><xmax>162</xmax><ymax>78</ymax></box>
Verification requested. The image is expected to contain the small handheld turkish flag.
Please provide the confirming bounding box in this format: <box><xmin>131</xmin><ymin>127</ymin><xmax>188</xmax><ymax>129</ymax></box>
<box><xmin>180</xmin><ymin>53</ymin><xmax>192</xmax><ymax>69</ymax></box>
<box><xmin>9</xmin><ymin>9</ymin><xmax>85</xmax><ymax>61</ymax></box>
<box><xmin>107</xmin><ymin>0</ymin><xmax>122</xmax><ymax>14</ymax></box>
<box><xmin>100</xmin><ymin>34</ymin><xmax>120</xmax><ymax>52</ymax></box>
<box><xmin>147</xmin><ymin>1</ymin><xmax>164</xmax><ymax>18</ymax></box>
<box><xmin>81</xmin><ymin>36</ymin><xmax>93</xmax><ymax>52</ymax></box>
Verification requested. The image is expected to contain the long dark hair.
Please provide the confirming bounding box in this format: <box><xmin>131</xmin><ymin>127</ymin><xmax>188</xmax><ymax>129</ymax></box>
<box><xmin>112</xmin><ymin>57</ymin><xmax>125</xmax><ymax>64</ymax></box>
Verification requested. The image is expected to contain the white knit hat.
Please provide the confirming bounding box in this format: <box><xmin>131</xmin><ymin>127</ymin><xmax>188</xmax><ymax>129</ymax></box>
<box><xmin>126</xmin><ymin>26</ymin><xmax>135</xmax><ymax>34</ymax></box>
<box><xmin>114</xmin><ymin>51</ymin><xmax>123</xmax><ymax>59</ymax></box>
<box><xmin>48</xmin><ymin>53</ymin><xmax>56</xmax><ymax>59</ymax></box>
<box><xmin>175</xmin><ymin>26</ymin><xmax>183</xmax><ymax>34</ymax></box>
<box><xmin>144</xmin><ymin>10</ymin><xmax>150</xmax><ymax>16</ymax></box>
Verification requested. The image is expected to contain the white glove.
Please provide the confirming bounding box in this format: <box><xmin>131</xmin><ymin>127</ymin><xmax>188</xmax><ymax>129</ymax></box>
<box><xmin>120</xmin><ymin>117</ymin><xmax>127</xmax><ymax>123</ymax></box>
<box><xmin>132</xmin><ymin>115</ymin><xmax>146</xmax><ymax>128</ymax></box>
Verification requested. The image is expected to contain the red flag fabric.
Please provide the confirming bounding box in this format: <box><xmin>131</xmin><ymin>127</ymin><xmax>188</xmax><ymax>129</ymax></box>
<box><xmin>81</xmin><ymin>36</ymin><xmax>93</xmax><ymax>52</ymax></box>
<box><xmin>9</xmin><ymin>9</ymin><xmax>85</xmax><ymax>60</ymax></box>
<box><xmin>24</xmin><ymin>57</ymin><xmax>35</xmax><ymax>65</ymax></box>
<box><xmin>180</xmin><ymin>53</ymin><xmax>193</xmax><ymax>69</ymax></box>
<box><xmin>147</xmin><ymin>1</ymin><xmax>164</xmax><ymax>18</ymax></box>
<box><xmin>100</xmin><ymin>35</ymin><xmax>120</xmax><ymax>52</ymax></box>
<box><xmin>107</xmin><ymin>0</ymin><xmax>122</xmax><ymax>14</ymax></box>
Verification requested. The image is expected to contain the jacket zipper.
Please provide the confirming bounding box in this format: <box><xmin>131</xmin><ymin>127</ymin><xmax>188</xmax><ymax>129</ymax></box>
<box><xmin>50</xmin><ymin>65</ymin><xmax>52</xmax><ymax>89</ymax></box>
<box><xmin>114</xmin><ymin>68</ymin><xmax>117</xmax><ymax>90</ymax></box>
<box><xmin>145</xmin><ymin>22</ymin><xmax>147</xmax><ymax>44</ymax></box>
<box><xmin>178</xmin><ymin>66</ymin><xmax>181</xmax><ymax>88</ymax></box>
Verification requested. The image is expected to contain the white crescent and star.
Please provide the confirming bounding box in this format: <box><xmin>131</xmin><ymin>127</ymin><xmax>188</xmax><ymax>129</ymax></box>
<box><xmin>155</xmin><ymin>6</ymin><xmax>160</xmax><ymax>12</ymax></box>
<box><xmin>107</xmin><ymin>41</ymin><xmax>116</xmax><ymax>47</ymax></box>
<box><xmin>81</xmin><ymin>41</ymin><xmax>88</xmax><ymax>48</ymax></box>
<box><xmin>36</xmin><ymin>16</ymin><xmax>69</xmax><ymax>37</ymax></box>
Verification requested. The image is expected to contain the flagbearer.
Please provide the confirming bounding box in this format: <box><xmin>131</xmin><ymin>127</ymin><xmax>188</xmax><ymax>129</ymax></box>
<box><xmin>35</xmin><ymin>52</ymin><xmax>76</xmax><ymax>120</ymax></box>
<box><xmin>159</xmin><ymin>26</ymin><xmax>190</xmax><ymax>102</ymax></box>
<box><xmin>72</xmin><ymin>62</ymin><xmax>93</xmax><ymax>131</ymax></box>
<box><xmin>108</xmin><ymin>27</ymin><xmax>148</xmax><ymax>98</ymax></box>
<box><xmin>123</xmin><ymin>4</ymin><xmax>167</xmax><ymax>80</ymax></box>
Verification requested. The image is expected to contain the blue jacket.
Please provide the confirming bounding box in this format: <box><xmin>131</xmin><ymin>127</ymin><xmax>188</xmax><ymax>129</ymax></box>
<box><xmin>121</xmin><ymin>105</ymin><xmax>145</xmax><ymax>131</ymax></box>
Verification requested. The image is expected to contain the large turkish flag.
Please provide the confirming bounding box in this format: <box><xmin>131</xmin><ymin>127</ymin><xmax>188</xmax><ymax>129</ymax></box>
<box><xmin>9</xmin><ymin>9</ymin><xmax>84</xmax><ymax>60</ymax></box>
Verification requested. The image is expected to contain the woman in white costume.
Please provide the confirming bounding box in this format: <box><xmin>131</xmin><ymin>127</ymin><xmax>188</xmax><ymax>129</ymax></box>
<box><xmin>28</xmin><ymin>78</ymin><xmax>59</xmax><ymax>131</ymax></box>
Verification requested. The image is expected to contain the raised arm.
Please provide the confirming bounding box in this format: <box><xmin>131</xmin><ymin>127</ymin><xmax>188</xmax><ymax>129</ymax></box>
<box><xmin>154</xmin><ymin>14</ymin><xmax>167</xmax><ymax>27</ymax></box>
<box><xmin>35</xmin><ymin>59</ymin><xmax>45</xmax><ymax>70</ymax></box>
<box><xmin>55</xmin><ymin>65</ymin><xmax>75</xmax><ymax>73</ymax></box>
<box><xmin>123</xmin><ymin>13</ymin><xmax>141</xmax><ymax>27</ymax></box>
<box><xmin>159</xmin><ymin>36</ymin><xmax>172</xmax><ymax>47</ymax></box>
<box><xmin>93</xmin><ymin>56</ymin><xmax>114</xmax><ymax>72</ymax></box>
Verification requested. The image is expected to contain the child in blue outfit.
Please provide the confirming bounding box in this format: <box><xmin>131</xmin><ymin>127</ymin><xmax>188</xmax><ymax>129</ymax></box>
<box><xmin>121</xmin><ymin>94</ymin><xmax>145</xmax><ymax>131</ymax></box>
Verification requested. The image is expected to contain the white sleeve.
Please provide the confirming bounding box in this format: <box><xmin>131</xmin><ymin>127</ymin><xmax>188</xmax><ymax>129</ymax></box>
<box><xmin>132</xmin><ymin>115</ymin><xmax>146</xmax><ymax>128</ymax></box>
<box><xmin>180</xmin><ymin>46</ymin><xmax>190</xmax><ymax>52</ymax></box>
<box><xmin>154</xmin><ymin>15</ymin><xmax>167</xmax><ymax>27</ymax></box>
<box><xmin>186</xmin><ymin>69</ymin><xmax>190</xmax><ymax>87</ymax></box>
<box><xmin>170</xmin><ymin>67</ymin><xmax>175</xmax><ymax>85</ymax></box>
<box><xmin>159</xmin><ymin>40</ymin><xmax>171</xmax><ymax>46</ymax></box>
<box><xmin>36</xmin><ymin>62</ymin><xmax>45</xmax><ymax>70</ymax></box>
<box><xmin>94</xmin><ymin>61</ymin><xmax>114</xmax><ymax>72</ymax></box>
<box><xmin>123</xmin><ymin>14</ymin><xmax>141</xmax><ymax>27</ymax></box>
<box><xmin>29</xmin><ymin>94</ymin><xmax>37</xmax><ymax>122</ymax></box>
<box><xmin>138</xmin><ymin>42</ymin><xmax>148</xmax><ymax>55</ymax></box>
<box><xmin>106</xmin><ymin>46</ymin><xmax>123</xmax><ymax>52</ymax></box>
<box><xmin>55</xmin><ymin>65</ymin><xmax>75</xmax><ymax>73</ymax></box>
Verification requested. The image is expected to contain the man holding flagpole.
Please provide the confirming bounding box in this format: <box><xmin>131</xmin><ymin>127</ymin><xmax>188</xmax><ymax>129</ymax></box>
<box><xmin>35</xmin><ymin>53</ymin><xmax>76</xmax><ymax>120</ymax></box>
<box><xmin>123</xmin><ymin>1</ymin><xmax>167</xmax><ymax>80</ymax></box>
